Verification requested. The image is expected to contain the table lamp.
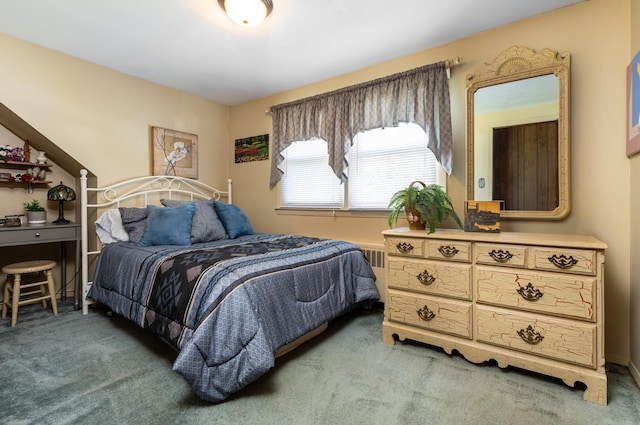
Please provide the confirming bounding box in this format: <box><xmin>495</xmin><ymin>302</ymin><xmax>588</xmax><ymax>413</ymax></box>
<box><xmin>47</xmin><ymin>181</ymin><xmax>76</xmax><ymax>224</ymax></box>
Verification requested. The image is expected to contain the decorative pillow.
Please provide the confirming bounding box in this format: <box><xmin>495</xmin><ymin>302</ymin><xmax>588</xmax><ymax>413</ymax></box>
<box><xmin>95</xmin><ymin>209</ymin><xmax>129</xmax><ymax>244</ymax></box>
<box><xmin>160</xmin><ymin>199</ymin><xmax>227</xmax><ymax>243</ymax></box>
<box><xmin>137</xmin><ymin>203</ymin><xmax>196</xmax><ymax>246</ymax></box>
<box><xmin>213</xmin><ymin>201</ymin><xmax>254</xmax><ymax>238</ymax></box>
<box><xmin>118</xmin><ymin>207</ymin><xmax>148</xmax><ymax>244</ymax></box>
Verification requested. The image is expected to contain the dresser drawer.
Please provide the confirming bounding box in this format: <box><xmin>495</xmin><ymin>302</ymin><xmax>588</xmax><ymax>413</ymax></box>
<box><xmin>386</xmin><ymin>290</ymin><xmax>472</xmax><ymax>338</ymax></box>
<box><xmin>475</xmin><ymin>266</ymin><xmax>596</xmax><ymax>321</ymax></box>
<box><xmin>425</xmin><ymin>240</ymin><xmax>472</xmax><ymax>262</ymax></box>
<box><xmin>476</xmin><ymin>306</ymin><xmax>596</xmax><ymax>368</ymax></box>
<box><xmin>475</xmin><ymin>243</ymin><xmax>527</xmax><ymax>267</ymax></box>
<box><xmin>531</xmin><ymin>247</ymin><xmax>597</xmax><ymax>275</ymax></box>
<box><xmin>387</xmin><ymin>237</ymin><xmax>424</xmax><ymax>258</ymax></box>
<box><xmin>388</xmin><ymin>257</ymin><xmax>471</xmax><ymax>300</ymax></box>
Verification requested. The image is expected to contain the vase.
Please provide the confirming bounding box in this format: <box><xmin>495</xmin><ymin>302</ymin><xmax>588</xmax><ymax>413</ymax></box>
<box><xmin>36</xmin><ymin>151</ymin><xmax>47</xmax><ymax>164</ymax></box>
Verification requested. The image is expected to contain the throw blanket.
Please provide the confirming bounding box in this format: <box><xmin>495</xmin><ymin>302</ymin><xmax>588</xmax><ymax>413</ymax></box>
<box><xmin>88</xmin><ymin>233</ymin><xmax>379</xmax><ymax>402</ymax></box>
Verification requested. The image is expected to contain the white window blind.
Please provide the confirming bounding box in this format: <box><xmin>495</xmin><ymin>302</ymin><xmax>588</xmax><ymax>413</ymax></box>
<box><xmin>348</xmin><ymin>123</ymin><xmax>439</xmax><ymax>209</ymax></box>
<box><xmin>280</xmin><ymin>139</ymin><xmax>343</xmax><ymax>208</ymax></box>
<box><xmin>280</xmin><ymin>123</ymin><xmax>442</xmax><ymax>209</ymax></box>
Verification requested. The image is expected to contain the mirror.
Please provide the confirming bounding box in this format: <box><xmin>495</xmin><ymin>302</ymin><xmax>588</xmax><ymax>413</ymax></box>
<box><xmin>466</xmin><ymin>46</ymin><xmax>570</xmax><ymax>219</ymax></box>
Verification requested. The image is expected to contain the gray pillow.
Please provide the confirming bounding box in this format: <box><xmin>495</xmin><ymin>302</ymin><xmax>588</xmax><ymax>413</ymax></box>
<box><xmin>118</xmin><ymin>207</ymin><xmax>147</xmax><ymax>244</ymax></box>
<box><xmin>160</xmin><ymin>199</ymin><xmax>227</xmax><ymax>243</ymax></box>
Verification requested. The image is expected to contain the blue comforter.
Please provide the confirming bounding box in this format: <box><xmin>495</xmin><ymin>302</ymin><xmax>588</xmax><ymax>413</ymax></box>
<box><xmin>87</xmin><ymin>233</ymin><xmax>379</xmax><ymax>402</ymax></box>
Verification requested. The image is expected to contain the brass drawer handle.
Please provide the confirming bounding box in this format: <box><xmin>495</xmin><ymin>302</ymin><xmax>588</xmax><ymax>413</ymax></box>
<box><xmin>417</xmin><ymin>270</ymin><xmax>436</xmax><ymax>286</ymax></box>
<box><xmin>517</xmin><ymin>325</ymin><xmax>544</xmax><ymax>345</ymax></box>
<box><xmin>438</xmin><ymin>245</ymin><xmax>459</xmax><ymax>257</ymax></box>
<box><xmin>396</xmin><ymin>242</ymin><xmax>414</xmax><ymax>253</ymax></box>
<box><xmin>489</xmin><ymin>249</ymin><xmax>513</xmax><ymax>263</ymax></box>
<box><xmin>417</xmin><ymin>305</ymin><xmax>436</xmax><ymax>321</ymax></box>
<box><xmin>517</xmin><ymin>283</ymin><xmax>544</xmax><ymax>301</ymax></box>
<box><xmin>548</xmin><ymin>254</ymin><xmax>578</xmax><ymax>269</ymax></box>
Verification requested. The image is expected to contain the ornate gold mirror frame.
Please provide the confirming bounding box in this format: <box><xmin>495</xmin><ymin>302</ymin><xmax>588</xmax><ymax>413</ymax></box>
<box><xmin>466</xmin><ymin>46</ymin><xmax>570</xmax><ymax>219</ymax></box>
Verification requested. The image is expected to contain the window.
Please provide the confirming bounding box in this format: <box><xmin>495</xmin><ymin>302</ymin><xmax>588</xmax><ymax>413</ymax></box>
<box><xmin>280</xmin><ymin>139</ymin><xmax>343</xmax><ymax>208</ymax></box>
<box><xmin>280</xmin><ymin>123</ymin><xmax>444</xmax><ymax>209</ymax></box>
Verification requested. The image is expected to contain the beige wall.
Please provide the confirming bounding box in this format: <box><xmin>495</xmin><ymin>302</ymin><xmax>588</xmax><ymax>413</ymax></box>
<box><xmin>0</xmin><ymin>33</ymin><xmax>230</xmax><ymax>299</ymax></box>
<box><xmin>629</xmin><ymin>0</ymin><xmax>640</xmax><ymax>384</ymax></box>
<box><xmin>0</xmin><ymin>33</ymin><xmax>230</xmax><ymax>190</ymax></box>
<box><xmin>0</xmin><ymin>0</ymin><xmax>634</xmax><ymax>370</ymax></box>
<box><xmin>229</xmin><ymin>0</ymin><xmax>632</xmax><ymax>364</ymax></box>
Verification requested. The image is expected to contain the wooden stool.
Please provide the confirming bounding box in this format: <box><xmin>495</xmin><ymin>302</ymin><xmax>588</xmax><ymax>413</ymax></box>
<box><xmin>2</xmin><ymin>260</ymin><xmax>58</xmax><ymax>327</ymax></box>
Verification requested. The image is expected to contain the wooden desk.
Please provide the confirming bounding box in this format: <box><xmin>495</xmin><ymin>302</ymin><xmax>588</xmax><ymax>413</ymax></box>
<box><xmin>0</xmin><ymin>223</ymin><xmax>81</xmax><ymax>309</ymax></box>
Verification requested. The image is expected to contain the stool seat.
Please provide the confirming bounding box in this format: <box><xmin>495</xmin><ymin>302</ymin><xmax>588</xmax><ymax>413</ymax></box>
<box><xmin>2</xmin><ymin>260</ymin><xmax>58</xmax><ymax>327</ymax></box>
<box><xmin>2</xmin><ymin>260</ymin><xmax>57</xmax><ymax>275</ymax></box>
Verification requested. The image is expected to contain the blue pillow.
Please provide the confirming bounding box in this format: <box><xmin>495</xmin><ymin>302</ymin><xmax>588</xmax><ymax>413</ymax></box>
<box><xmin>160</xmin><ymin>198</ymin><xmax>227</xmax><ymax>243</ymax></box>
<box><xmin>138</xmin><ymin>203</ymin><xmax>196</xmax><ymax>246</ymax></box>
<box><xmin>213</xmin><ymin>202</ymin><xmax>254</xmax><ymax>238</ymax></box>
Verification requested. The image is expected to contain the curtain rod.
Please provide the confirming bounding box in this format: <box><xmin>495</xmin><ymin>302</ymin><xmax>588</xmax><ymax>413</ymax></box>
<box><xmin>266</xmin><ymin>56</ymin><xmax>464</xmax><ymax>114</ymax></box>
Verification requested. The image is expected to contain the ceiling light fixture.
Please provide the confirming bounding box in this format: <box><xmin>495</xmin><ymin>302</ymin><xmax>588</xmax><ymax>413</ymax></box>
<box><xmin>218</xmin><ymin>0</ymin><xmax>273</xmax><ymax>27</ymax></box>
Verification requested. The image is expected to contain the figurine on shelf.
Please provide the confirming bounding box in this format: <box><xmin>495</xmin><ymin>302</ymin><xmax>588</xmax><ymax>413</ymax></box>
<box><xmin>36</xmin><ymin>151</ymin><xmax>47</xmax><ymax>164</ymax></box>
<box><xmin>23</xmin><ymin>142</ymin><xmax>31</xmax><ymax>162</ymax></box>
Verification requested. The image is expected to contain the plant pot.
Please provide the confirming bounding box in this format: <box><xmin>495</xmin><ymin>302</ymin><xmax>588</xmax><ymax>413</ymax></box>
<box><xmin>26</xmin><ymin>210</ymin><xmax>46</xmax><ymax>225</ymax></box>
<box><xmin>405</xmin><ymin>181</ymin><xmax>427</xmax><ymax>230</ymax></box>
<box><xmin>405</xmin><ymin>205</ymin><xmax>426</xmax><ymax>230</ymax></box>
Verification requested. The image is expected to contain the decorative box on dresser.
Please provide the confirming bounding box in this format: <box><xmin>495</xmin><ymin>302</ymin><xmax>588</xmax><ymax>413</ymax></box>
<box><xmin>382</xmin><ymin>228</ymin><xmax>608</xmax><ymax>405</ymax></box>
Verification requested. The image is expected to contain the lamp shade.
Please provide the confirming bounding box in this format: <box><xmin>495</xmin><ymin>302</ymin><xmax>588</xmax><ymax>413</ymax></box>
<box><xmin>218</xmin><ymin>0</ymin><xmax>273</xmax><ymax>27</ymax></box>
<box><xmin>47</xmin><ymin>181</ymin><xmax>76</xmax><ymax>202</ymax></box>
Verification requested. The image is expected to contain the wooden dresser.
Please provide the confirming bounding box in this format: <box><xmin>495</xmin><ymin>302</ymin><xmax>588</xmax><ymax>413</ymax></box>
<box><xmin>382</xmin><ymin>228</ymin><xmax>607</xmax><ymax>405</ymax></box>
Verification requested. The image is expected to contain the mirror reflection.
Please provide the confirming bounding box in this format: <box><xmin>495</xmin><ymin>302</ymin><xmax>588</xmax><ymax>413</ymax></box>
<box><xmin>466</xmin><ymin>46</ymin><xmax>570</xmax><ymax>220</ymax></box>
<box><xmin>473</xmin><ymin>75</ymin><xmax>559</xmax><ymax>211</ymax></box>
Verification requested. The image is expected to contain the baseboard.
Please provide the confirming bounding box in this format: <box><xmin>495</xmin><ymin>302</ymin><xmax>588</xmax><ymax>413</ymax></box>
<box><xmin>606</xmin><ymin>353</ymin><xmax>629</xmax><ymax>366</ymax></box>
<box><xmin>629</xmin><ymin>360</ymin><xmax>640</xmax><ymax>388</ymax></box>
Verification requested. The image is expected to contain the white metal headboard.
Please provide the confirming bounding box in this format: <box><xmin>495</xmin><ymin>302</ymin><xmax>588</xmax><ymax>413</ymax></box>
<box><xmin>79</xmin><ymin>169</ymin><xmax>233</xmax><ymax>314</ymax></box>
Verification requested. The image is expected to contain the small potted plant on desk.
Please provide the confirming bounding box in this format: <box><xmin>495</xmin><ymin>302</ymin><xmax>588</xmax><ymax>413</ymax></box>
<box><xmin>23</xmin><ymin>199</ymin><xmax>46</xmax><ymax>225</ymax></box>
<box><xmin>388</xmin><ymin>181</ymin><xmax>463</xmax><ymax>234</ymax></box>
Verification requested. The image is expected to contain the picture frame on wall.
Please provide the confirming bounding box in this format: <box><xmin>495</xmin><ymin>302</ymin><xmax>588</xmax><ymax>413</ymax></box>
<box><xmin>234</xmin><ymin>134</ymin><xmax>269</xmax><ymax>163</ymax></box>
<box><xmin>152</xmin><ymin>127</ymin><xmax>198</xmax><ymax>178</ymax></box>
<box><xmin>627</xmin><ymin>50</ymin><xmax>640</xmax><ymax>157</ymax></box>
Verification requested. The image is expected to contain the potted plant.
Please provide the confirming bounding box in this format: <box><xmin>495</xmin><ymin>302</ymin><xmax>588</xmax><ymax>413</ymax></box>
<box><xmin>388</xmin><ymin>181</ymin><xmax>463</xmax><ymax>234</ymax></box>
<box><xmin>388</xmin><ymin>181</ymin><xmax>427</xmax><ymax>230</ymax></box>
<box><xmin>23</xmin><ymin>199</ymin><xmax>46</xmax><ymax>225</ymax></box>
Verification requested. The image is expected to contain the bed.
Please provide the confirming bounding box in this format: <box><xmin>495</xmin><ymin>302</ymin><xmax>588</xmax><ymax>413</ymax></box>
<box><xmin>79</xmin><ymin>170</ymin><xmax>379</xmax><ymax>402</ymax></box>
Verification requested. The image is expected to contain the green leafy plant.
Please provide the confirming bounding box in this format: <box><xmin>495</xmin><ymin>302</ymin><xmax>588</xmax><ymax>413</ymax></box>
<box><xmin>23</xmin><ymin>199</ymin><xmax>45</xmax><ymax>211</ymax></box>
<box><xmin>388</xmin><ymin>182</ymin><xmax>463</xmax><ymax>234</ymax></box>
<box><xmin>387</xmin><ymin>181</ymin><xmax>426</xmax><ymax>230</ymax></box>
<box><xmin>413</xmin><ymin>184</ymin><xmax>463</xmax><ymax>234</ymax></box>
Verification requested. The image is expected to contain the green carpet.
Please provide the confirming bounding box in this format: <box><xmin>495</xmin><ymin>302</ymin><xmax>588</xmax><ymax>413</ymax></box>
<box><xmin>1</xmin><ymin>301</ymin><xmax>639</xmax><ymax>425</ymax></box>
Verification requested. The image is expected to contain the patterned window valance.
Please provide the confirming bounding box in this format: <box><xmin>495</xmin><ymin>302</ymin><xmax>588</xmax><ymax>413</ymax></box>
<box><xmin>269</xmin><ymin>61</ymin><xmax>453</xmax><ymax>189</ymax></box>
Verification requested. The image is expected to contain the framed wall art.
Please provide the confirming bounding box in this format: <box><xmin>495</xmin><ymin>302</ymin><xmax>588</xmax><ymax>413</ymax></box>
<box><xmin>627</xmin><ymin>50</ymin><xmax>640</xmax><ymax>157</ymax></box>
<box><xmin>152</xmin><ymin>127</ymin><xmax>198</xmax><ymax>178</ymax></box>
<box><xmin>234</xmin><ymin>134</ymin><xmax>269</xmax><ymax>163</ymax></box>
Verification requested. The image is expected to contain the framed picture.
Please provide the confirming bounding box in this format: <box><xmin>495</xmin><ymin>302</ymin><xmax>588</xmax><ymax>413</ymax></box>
<box><xmin>234</xmin><ymin>134</ymin><xmax>269</xmax><ymax>163</ymax></box>
<box><xmin>152</xmin><ymin>127</ymin><xmax>198</xmax><ymax>178</ymax></box>
<box><xmin>627</xmin><ymin>50</ymin><xmax>640</xmax><ymax>157</ymax></box>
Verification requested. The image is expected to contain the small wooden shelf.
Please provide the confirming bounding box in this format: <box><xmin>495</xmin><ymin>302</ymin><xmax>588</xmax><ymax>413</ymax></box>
<box><xmin>0</xmin><ymin>179</ymin><xmax>52</xmax><ymax>184</ymax></box>
<box><xmin>0</xmin><ymin>161</ymin><xmax>52</xmax><ymax>169</ymax></box>
<box><xmin>1</xmin><ymin>159</ymin><xmax>53</xmax><ymax>192</ymax></box>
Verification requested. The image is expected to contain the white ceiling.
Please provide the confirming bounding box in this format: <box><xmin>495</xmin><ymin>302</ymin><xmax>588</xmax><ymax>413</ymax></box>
<box><xmin>0</xmin><ymin>0</ymin><xmax>583</xmax><ymax>106</ymax></box>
